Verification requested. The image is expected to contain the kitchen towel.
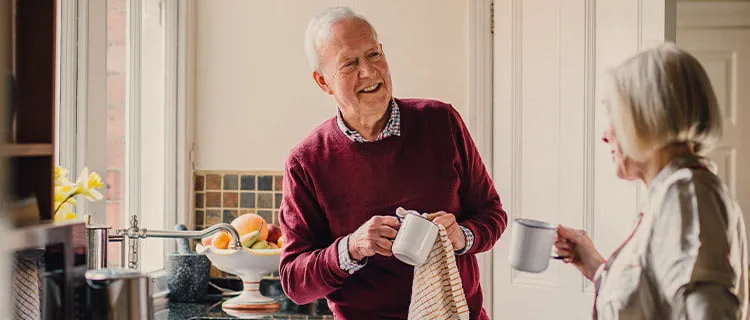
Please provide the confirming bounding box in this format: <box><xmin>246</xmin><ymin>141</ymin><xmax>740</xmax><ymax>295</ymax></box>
<box><xmin>408</xmin><ymin>223</ymin><xmax>470</xmax><ymax>320</ymax></box>
<box><xmin>13</xmin><ymin>250</ymin><xmax>43</xmax><ymax>320</ymax></box>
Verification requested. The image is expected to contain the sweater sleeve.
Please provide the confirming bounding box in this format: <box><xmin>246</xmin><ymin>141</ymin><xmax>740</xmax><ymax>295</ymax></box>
<box><xmin>447</xmin><ymin>105</ymin><xmax>508</xmax><ymax>255</ymax></box>
<box><xmin>278</xmin><ymin>153</ymin><xmax>352</xmax><ymax>305</ymax></box>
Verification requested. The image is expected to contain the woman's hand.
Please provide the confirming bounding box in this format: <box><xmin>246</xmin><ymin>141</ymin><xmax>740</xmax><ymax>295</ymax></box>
<box><xmin>555</xmin><ymin>225</ymin><xmax>605</xmax><ymax>281</ymax></box>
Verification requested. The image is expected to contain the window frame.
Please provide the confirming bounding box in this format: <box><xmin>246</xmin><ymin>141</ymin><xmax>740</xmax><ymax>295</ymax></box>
<box><xmin>56</xmin><ymin>0</ymin><xmax>193</xmax><ymax>296</ymax></box>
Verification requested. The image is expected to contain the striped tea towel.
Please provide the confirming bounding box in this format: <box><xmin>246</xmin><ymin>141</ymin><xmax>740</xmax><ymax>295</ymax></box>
<box><xmin>408</xmin><ymin>223</ymin><xmax>470</xmax><ymax>320</ymax></box>
<box><xmin>13</xmin><ymin>250</ymin><xmax>44</xmax><ymax>320</ymax></box>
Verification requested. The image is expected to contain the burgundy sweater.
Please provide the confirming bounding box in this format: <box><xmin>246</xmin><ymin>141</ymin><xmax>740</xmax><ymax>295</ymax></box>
<box><xmin>278</xmin><ymin>98</ymin><xmax>508</xmax><ymax>320</ymax></box>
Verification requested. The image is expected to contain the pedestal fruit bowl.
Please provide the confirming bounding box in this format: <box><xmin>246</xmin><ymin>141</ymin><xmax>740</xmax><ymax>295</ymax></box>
<box><xmin>195</xmin><ymin>244</ymin><xmax>282</xmax><ymax>310</ymax></box>
<box><xmin>197</xmin><ymin>213</ymin><xmax>286</xmax><ymax>312</ymax></box>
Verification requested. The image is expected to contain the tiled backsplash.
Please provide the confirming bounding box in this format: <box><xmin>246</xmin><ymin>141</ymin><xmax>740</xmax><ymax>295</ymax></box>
<box><xmin>193</xmin><ymin>171</ymin><xmax>283</xmax><ymax>229</ymax></box>
<box><xmin>193</xmin><ymin>170</ymin><xmax>284</xmax><ymax>279</ymax></box>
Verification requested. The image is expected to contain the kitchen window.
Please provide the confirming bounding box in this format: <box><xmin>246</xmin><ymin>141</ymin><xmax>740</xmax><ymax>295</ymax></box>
<box><xmin>55</xmin><ymin>0</ymin><xmax>192</xmax><ymax>277</ymax></box>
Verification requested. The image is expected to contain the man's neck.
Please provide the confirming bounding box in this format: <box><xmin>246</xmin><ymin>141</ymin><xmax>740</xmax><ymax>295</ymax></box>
<box><xmin>340</xmin><ymin>102</ymin><xmax>391</xmax><ymax>141</ymax></box>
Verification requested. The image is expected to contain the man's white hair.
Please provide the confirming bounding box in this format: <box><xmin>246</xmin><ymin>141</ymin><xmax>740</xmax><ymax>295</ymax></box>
<box><xmin>304</xmin><ymin>6</ymin><xmax>378</xmax><ymax>71</ymax></box>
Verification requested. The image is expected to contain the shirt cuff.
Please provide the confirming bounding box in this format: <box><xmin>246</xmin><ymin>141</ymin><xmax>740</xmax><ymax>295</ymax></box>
<box><xmin>455</xmin><ymin>225</ymin><xmax>474</xmax><ymax>255</ymax></box>
<box><xmin>337</xmin><ymin>234</ymin><xmax>367</xmax><ymax>274</ymax></box>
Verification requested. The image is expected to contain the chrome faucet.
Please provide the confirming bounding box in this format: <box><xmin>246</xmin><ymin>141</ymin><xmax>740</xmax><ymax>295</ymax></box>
<box><xmin>85</xmin><ymin>215</ymin><xmax>241</xmax><ymax>270</ymax></box>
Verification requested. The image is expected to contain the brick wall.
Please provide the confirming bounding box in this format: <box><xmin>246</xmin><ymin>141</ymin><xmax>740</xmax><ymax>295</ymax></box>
<box><xmin>106</xmin><ymin>0</ymin><xmax>126</xmax><ymax>264</ymax></box>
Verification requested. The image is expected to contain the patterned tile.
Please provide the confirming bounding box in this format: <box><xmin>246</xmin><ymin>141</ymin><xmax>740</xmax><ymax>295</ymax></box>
<box><xmin>273</xmin><ymin>175</ymin><xmax>283</xmax><ymax>191</ymax></box>
<box><xmin>195</xmin><ymin>210</ymin><xmax>204</xmax><ymax>226</ymax></box>
<box><xmin>206</xmin><ymin>174</ymin><xmax>221</xmax><ymax>190</ymax></box>
<box><xmin>206</xmin><ymin>192</ymin><xmax>221</xmax><ymax>208</ymax></box>
<box><xmin>258</xmin><ymin>210</ymin><xmax>273</xmax><ymax>224</ymax></box>
<box><xmin>272</xmin><ymin>210</ymin><xmax>280</xmax><ymax>225</ymax></box>
<box><xmin>240</xmin><ymin>192</ymin><xmax>255</xmax><ymax>208</ymax></box>
<box><xmin>258</xmin><ymin>176</ymin><xmax>273</xmax><ymax>191</ymax></box>
<box><xmin>240</xmin><ymin>175</ymin><xmax>256</xmax><ymax>190</ymax></box>
<box><xmin>222</xmin><ymin>209</ymin><xmax>238</xmax><ymax>223</ymax></box>
<box><xmin>194</xmin><ymin>175</ymin><xmax>205</xmax><ymax>191</ymax></box>
<box><xmin>223</xmin><ymin>192</ymin><xmax>238</xmax><ymax>208</ymax></box>
<box><xmin>258</xmin><ymin>193</ymin><xmax>273</xmax><ymax>209</ymax></box>
<box><xmin>223</xmin><ymin>175</ymin><xmax>239</xmax><ymax>190</ymax></box>
<box><xmin>206</xmin><ymin>210</ymin><xmax>221</xmax><ymax>225</ymax></box>
<box><xmin>274</xmin><ymin>193</ymin><xmax>282</xmax><ymax>209</ymax></box>
<box><xmin>195</xmin><ymin>193</ymin><xmax>205</xmax><ymax>209</ymax></box>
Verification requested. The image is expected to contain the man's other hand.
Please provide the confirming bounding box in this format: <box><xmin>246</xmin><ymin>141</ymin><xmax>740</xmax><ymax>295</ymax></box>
<box><xmin>426</xmin><ymin>211</ymin><xmax>466</xmax><ymax>251</ymax></box>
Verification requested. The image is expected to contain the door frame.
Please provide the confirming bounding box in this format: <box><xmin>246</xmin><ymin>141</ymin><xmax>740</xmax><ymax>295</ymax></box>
<box><xmin>467</xmin><ymin>0</ymin><xmax>495</xmax><ymax>315</ymax></box>
<box><xmin>677</xmin><ymin>1</ymin><xmax>750</xmax><ymax>29</ymax></box>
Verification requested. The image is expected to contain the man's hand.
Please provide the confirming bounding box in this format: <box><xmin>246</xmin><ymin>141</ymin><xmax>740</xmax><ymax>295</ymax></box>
<box><xmin>426</xmin><ymin>211</ymin><xmax>466</xmax><ymax>251</ymax></box>
<box><xmin>348</xmin><ymin>216</ymin><xmax>401</xmax><ymax>261</ymax></box>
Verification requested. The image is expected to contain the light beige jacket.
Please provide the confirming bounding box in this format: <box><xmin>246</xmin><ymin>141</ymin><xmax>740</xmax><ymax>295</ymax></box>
<box><xmin>593</xmin><ymin>155</ymin><xmax>748</xmax><ymax>320</ymax></box>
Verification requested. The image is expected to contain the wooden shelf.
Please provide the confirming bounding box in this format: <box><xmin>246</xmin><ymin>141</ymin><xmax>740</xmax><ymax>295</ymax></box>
<box><xmin>1</xmin><ymin>143</ymin><xmax>54</xmax><ymax>157</ymax></box>
<box><xmin>3</xmin><ymin>0</ymin><xmax>57</xmax><ymax>223</ymax></box>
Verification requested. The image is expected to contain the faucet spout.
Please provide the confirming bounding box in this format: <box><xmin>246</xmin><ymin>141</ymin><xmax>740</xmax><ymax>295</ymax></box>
<box><xmin>90</xmin><ymin>215</ymin><xmax>244</xmax><ymax>270</ymax></box>
<box><xmin>141</xmin><ymin>222</ymin><xmax>242</xmax><ymax>250</ymax></box>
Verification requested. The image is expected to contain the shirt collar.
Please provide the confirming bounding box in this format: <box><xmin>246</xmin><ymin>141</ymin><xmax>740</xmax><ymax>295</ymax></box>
<box><xmin>644</xmin><ymin>153</ymin><xmax>718</xmax><ymax>208</ymax></box>
<box><xmin>336</xmin><ymin>99</ymin><xmax>401</xmax><ymax>142</ymax></box>
<box><xmin>650</xmin><ymin>153</ymin><xmax>718</xmax><ymax>187</ymax></box>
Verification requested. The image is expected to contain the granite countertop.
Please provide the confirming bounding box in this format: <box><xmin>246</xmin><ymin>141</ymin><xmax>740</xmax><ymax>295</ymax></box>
<box><xmin>154</xmin><ymin>293</ymin><xmax>333</xmax><ymax>320</ymax></box>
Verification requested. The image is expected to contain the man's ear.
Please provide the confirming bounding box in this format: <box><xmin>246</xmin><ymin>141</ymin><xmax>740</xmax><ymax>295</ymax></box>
<box><xmin>312</xmin><ymin>71</ymin><xmax>333</xmax><ymax>95</ymax></box>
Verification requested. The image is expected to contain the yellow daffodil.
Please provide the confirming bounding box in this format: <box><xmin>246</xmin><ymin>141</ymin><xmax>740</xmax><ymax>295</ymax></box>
<box><xmin>54</xmin><ymin>203</ymin><xmax>76</xmax><ymax>222</ymax></box>
<box><xmin>53</xmin><ymin>165</ymin><xmax>104</xmax><ymax>220</ymax></box>
<box><xmin>54</xmin><ymin>166</ymin><xmax>72</xmax><ymax>185</ymax></box>
<box><xmin>74</xmin><ymin>167</ymin><xmax>104</xmax><ymax>201</ymax></box>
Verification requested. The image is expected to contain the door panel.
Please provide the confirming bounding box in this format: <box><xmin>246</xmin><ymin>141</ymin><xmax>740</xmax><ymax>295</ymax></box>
<box><xmin>677</xmin><ymin>9</ymin><xmax>750</xmax><ymax>256</ymax></box>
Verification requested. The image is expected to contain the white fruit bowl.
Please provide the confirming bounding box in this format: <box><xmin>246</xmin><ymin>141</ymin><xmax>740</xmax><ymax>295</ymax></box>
<box><xmin>195</xmin><ymin>244</ymin><xmax>282</xmax><ymax>310</ymax></box>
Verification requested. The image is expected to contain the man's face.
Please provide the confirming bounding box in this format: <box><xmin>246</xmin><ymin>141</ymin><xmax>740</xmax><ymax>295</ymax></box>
<box><xmin>313</xmin><ymin>18</ymin><xmax>393</xmax><ymax>115</ymax></box>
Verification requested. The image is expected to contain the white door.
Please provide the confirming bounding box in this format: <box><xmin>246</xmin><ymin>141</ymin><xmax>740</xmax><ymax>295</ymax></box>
<box><xmin>491</xmin><ymin>0</ymin><xmax>675</xmax><ymax>318</ymax></box>
<box><xmin>676</xmin><ymin>1</ymin><xmax>750</xmax><ymax>259</ymax></box>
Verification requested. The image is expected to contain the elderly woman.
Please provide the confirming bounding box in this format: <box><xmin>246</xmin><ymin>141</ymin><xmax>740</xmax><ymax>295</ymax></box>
<box><xmin>555</xmin><ymin>43</ymin><xmax>748</xmax><ymax>319</ymax></box>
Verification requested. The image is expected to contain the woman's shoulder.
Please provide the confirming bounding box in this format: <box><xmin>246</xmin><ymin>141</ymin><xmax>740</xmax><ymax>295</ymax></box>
<box><xmin>648</xmin><ymin>161</ymin><xmax>742</xmax><ymax>230</ymax></box>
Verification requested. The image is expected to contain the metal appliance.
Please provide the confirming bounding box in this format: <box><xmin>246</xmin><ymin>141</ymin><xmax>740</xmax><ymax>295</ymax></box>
<box><xmin>84</xmin><ymin>268</ymin><xmax>154</xmax><ymax>320</ymax></box>
<box><xmin>10</xmin><ymin>220</ymin><xmax>88</xmax><ymax>320</ymax></box>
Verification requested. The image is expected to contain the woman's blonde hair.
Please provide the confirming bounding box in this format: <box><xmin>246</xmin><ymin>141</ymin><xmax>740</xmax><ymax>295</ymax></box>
<box><xmin>605</xmin><ymin>42</ymin><xmax>722</xmax><ymax>161</ymax></box>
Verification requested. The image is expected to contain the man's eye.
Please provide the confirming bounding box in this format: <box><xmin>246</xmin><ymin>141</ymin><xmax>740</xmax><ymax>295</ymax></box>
<box><xmin>368</xmin><ymin>52</ymin><xmax>381</xmax><ymax>58</ymax></box>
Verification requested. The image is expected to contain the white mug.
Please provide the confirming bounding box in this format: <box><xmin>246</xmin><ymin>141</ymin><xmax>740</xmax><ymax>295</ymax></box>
<box><xmin>392</xmin><ymin>212</ymin><xmax>439</xmax><ymax>266</ymax></box>
<box><xmin>508</xmin><ymin>218</ymin><xmax>559</xmax><ymax>273</ymax></box>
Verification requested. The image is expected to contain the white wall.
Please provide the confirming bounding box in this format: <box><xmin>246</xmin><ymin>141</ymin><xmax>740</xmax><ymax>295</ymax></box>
<box><xmin>194</xmin><ymin>0</ymin><xmax>470</xmax><ymax>171</ymax></box>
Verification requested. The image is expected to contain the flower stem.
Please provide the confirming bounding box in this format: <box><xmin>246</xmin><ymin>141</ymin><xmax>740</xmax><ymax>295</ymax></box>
<box><xmin>54</xmin><ymin>193</ymin><xmax>76</xmax><ymax>213</ymax></box>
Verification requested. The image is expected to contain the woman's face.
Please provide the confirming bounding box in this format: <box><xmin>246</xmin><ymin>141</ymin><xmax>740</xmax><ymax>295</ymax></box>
<box><xmin>602</xmin><ymin>121</ymin><xmax>639</xmax><ymax>181</ymax></box>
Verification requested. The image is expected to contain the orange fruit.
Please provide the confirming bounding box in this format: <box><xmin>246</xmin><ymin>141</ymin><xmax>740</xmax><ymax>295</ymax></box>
<box><xmin>212</xmin><ymin>231</ymin><xmax>231</xmax><ymax>249</ymax></box>
<box><xmin>277</xmin><ymin>236</ymin><xmax>284</xmax><ymax>248</ymax></box>
<box><xmin>231</xmin><ymin>213</ymin><xmax>269</xmax><ymax>241</ymax></box>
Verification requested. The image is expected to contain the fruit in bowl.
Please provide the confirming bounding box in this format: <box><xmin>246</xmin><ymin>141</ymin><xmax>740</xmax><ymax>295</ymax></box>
<box><xmin>201</xmin><ymin>213</ymin><xmax>284</xmax><ymax>251</ymax></box>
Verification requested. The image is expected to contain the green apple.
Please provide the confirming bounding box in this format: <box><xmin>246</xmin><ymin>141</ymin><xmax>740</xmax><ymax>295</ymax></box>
<box><xmin>251</xmin><ymin>240</ymin><xmax>270</xmax><ymax>249</ymax></box>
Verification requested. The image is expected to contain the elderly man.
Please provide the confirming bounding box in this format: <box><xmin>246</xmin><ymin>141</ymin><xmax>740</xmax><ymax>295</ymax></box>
<box><xmin>278</xmin><ymin>6</ymin><xmax>507</xmax><ymax>320</ymax></box>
